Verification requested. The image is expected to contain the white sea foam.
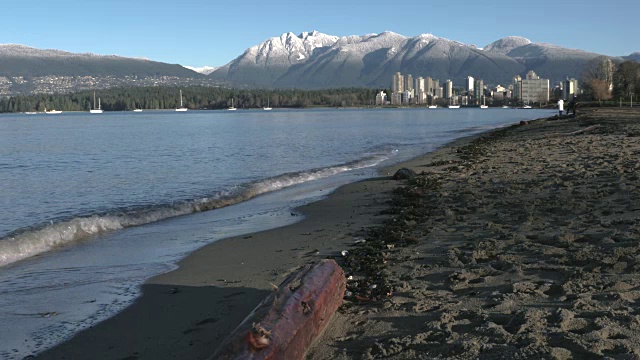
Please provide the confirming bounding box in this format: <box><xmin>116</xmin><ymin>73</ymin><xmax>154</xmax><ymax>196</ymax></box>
<box><xmin>0</xmin><ymin>151</ymin><xmax>393</xmax><ymax>267</ymax></box>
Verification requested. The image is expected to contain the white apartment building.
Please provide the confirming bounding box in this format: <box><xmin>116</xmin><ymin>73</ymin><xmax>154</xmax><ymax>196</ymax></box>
<box><xmin>415</xmin><ymin>77</ymin><xmax>427</xmax><ymax>104</ymax></box>
<box><xmin>375</xmin><ymin>91</ymin><xmax>387</xmax><ymax>105</ymax></box>
<box><xmin>515</xmin><ymin>71</ymin><xmax>549</xmax><ymax>104</ymax></box>
<box><xmin>466</xmin><ymin>76</ymin><xmax>474</xmax><ymax>94</ymax></box>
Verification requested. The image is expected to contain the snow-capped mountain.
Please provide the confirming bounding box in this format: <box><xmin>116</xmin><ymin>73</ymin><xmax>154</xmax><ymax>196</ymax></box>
<box><xmin>183</xmin><ymin>65</ymin><xmax>219</xmax><ymax>75</ymax></box>
<box><xmin>210</xmin><ymin>31</ymin><xmax>616</xmax><ymax>88</ymax></box>
<box><xmin>211</xmin><ymin>30</ymin><xmax>339</xmax><ymax>87</ymax></box>
<box><xmin>483</xmin><ymin>36</ymin><xmax>532</xmax><ymax>55</ymax></box>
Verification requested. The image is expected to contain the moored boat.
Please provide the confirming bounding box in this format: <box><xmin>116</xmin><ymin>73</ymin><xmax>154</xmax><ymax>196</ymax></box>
<box><xmin>228</xmin><ymin>98</ymin><xmax>237</xmax><ymax>111</ymax></box>
<box><xmin>175</xmin><ymin>90</ymin><xmax>188</xmax><ymax>111</ymax></box>
<box><xmin>90</xmin><ymin>91</ymin><xmax>103</xmax><ymax>114</ymax></box>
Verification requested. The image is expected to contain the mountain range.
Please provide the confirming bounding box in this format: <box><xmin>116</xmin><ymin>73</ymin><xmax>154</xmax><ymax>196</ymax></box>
<box><xmin>0</xmin><ymin>33</ymin><xmax>638</xmax><ymax>95</ymax></box>
<box><xmin>210</xmin><ymin>31</ymin><xmax>635</xmax><ymax>89</ymax></box>
<box><xmin>0</xmin><ymin>44</ymin><xmax>200</xmax><ymax>78</ymax></box>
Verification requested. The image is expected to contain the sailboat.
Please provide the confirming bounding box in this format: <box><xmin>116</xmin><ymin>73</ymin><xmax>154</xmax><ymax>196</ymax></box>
<box><xmin>228</xmin><ymin>98</ymin><xmax>237</xmax><ymax>111</ymax></box>
<box><xmin>175</xmin><ymin>90</ymin><xmax>188</xmax><ymax>111</ymax></box>
<box><xmin>480</xmin><ymin>95</ymin><xmax>488</xmax><ymax>109</ymax></box>
<box><xmin>90</xmin><ymin>91</ymin><xmax>103</xmax><ymax>113</ymax></box>
<box><xmin>263</xmin><ymin>97</ymin><xmax>272</xmax><ymax>111</ymax></box>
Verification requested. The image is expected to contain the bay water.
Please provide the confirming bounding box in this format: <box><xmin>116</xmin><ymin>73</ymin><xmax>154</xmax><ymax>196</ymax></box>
<box><xmin>0</xmin><ymin>108</ymin><xmax>552</xmax><ymax>357</ymax></box>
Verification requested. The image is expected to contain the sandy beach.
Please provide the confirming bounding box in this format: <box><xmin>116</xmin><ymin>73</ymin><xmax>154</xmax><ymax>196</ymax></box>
<box><xmin>40</xmin><ymin>108</ymin><xmax>640</xmax><ymax>359</ymax></box>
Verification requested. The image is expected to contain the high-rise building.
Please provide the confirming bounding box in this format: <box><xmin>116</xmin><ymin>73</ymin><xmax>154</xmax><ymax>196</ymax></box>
<box><xmin>392</xmin><ymin>72</ymin><xmax>404</xmax><ymax>105</ymax></box>
<box><xmin>513</xmin><ymin>75</ymin><xmax>522</xmax><ymax>101</ymax></box>
<box><xmin>425</xmin><ymin>77</ymin><xmax>433</xmax><ymax>96</ymax></box>
<box><xmin>474</xmin><ymin>79</ymin><xmax>484</xmax><ymax>104</ymax></box>
<box><xmin>392</xmin><ymin>72</ymin><xmax>404</xmax><ymax>94</ymax></box>
<box><xmin>432</xmin><ymin>79</ymin><xmax>440</xmax><ymax>97</ymax></box>
<box><xmin>466</xmin><ymin>76</ymin><xmax>475</xmax><ymax>94</ymax></box>
<box><xmin>415</xmin><ymin>77</ymin><xmax>426</xmax><ymax>104</ymax></box>
<box><xmin>405</xmin><ymin>74</ymin><xmax>414</xmax><ymax>93</ymax></box>
<box><xmin>444</xmin><ymin>80</ymin><xmax>453</xmax><ymax>99</ymax></box>
<box><xmin>562</xmin><ymin>78</ymin><xmax>579</xmax><ymax>100</ymax></box>
<box><xmin>562</xmin><ymin>79</ymin><xmax>574</xmax><ymax>100</ymax></box>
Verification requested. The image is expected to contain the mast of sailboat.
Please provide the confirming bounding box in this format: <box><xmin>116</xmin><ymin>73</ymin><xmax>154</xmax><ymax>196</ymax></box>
<box><xmin>93</xmin><ymin>91</ymin><xmax>96</xmax><ymax>110</ymax></box>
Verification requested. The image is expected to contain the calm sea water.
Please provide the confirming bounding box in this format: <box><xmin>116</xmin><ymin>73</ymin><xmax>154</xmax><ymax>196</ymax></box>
<box><xmin>0</xmin><ymin>108</ymin><xmax>552</xmax><ymax>357</ymax></box>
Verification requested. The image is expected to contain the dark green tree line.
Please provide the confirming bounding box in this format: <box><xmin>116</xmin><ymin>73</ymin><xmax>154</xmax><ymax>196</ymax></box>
<box><xmin>613</xmin><ymin>61</ymin><xmax>640</xmax><ymax>100</ymax></box>
<box><xmin>0</xmin><ymin>86</ymin><xmax>382</xmax><ymax>113</ymax></box>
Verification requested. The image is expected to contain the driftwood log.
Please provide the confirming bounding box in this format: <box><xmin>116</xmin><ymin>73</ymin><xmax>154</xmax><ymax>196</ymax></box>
<box><xmin>544</xmin><ymin>124</ymin><xmax>600</xmax><ymax>138</ymax></box>
<box><xmin>211</xmin><ymin>259</ymin><xmax>346</xmax><ymax>360</ymax></box>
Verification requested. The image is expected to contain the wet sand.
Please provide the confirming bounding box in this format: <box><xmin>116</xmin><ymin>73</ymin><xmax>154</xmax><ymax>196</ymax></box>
<box><xmin>39</xmin><ymin>163</ymin><xmax>396</xmax><ymax>359</ymax></box>
<box><xmin>40</xmin><ymin>108</ymin><xmax>640</xmax><ymax>359</ymax></box>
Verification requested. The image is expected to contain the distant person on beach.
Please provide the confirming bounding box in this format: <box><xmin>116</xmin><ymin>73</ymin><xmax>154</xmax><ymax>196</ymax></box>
<box><xmin>557</xmin><ymin>99</ymin><xmax>564</xmax><ymax>116</ymax></box>
<box><xmin>568</xmin><ymin>97</ymin><xmax>577</xmax><ymax>116</ymax></box>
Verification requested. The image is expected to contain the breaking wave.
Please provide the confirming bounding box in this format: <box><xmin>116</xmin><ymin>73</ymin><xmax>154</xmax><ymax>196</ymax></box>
<box><xmin>0</xmin><ymin>151</ymin><xmax>395</xmax><ymax>267</ymax></box>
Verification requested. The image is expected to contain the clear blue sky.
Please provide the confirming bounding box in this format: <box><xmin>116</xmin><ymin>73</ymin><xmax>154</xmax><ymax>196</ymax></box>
<box><xmin>2</xmin><ymin>0</ymin><xmax>637</xmax><ymax>67</ymax></box>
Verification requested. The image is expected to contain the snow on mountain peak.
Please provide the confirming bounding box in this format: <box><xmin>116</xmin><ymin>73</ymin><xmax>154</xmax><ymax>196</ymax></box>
<box><xmin>183</xmin><ymin>65</ymin><xmax>218</xmax><ymax>75</ymax></box>
<box><xmin>416</xmin><ymin>33</ymin><xmax>437</xmax><ymax>40</ymax></box>
<box><xmin>483</xmin><ymin>36</ymin><xmax>532</xmax><ymax>55</ymax></box>
<box><xmin>300</xmin><ymin>30</ymin><xmax>321</xmax><ymax>39</ymax></box>
<box><xmin>247</xmin><ymin>31</ymin><xmax>339</xmax><ymax>66</ymax></box>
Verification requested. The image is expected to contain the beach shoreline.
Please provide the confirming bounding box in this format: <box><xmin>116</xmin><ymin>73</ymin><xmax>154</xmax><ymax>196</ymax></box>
<box><xmin>38</xmin><ymin>114</ymin><xmax>491</xmax><ymax>360</ymax></box>
<box><xmin>308</xmin><ymin>108</ymin><xmax>640</xmax><ymax>359</ymax></box>
<box><xmin>37</xmin><ymin>145</ymin><xmax>405</xmax><ymax>359</ymax></box>
<box><xmin>39</xmin><ymin>108</ymin><xmax>640</xmax><ymax>359</ymax></box>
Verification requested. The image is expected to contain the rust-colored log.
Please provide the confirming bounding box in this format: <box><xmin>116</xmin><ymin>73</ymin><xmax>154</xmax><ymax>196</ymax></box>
<box><xmin>211</xmin><ymin>259</ymin><xmax>346</xmax><ymax>360</ymax></box>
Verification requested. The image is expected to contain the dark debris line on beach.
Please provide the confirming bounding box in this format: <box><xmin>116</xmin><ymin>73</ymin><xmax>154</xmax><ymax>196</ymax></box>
<box><xmin>333</xmin><ymin>117</ymin><xmax>523</xmax><ymax>305</ymax></box>
<box><xmin>316</xmin><ymin>108</ymin><xmax>640</xmax><ymax>359</ymax></box>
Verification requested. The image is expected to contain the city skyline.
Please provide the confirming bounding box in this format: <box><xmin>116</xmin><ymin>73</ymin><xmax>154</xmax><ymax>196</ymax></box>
<box><xmin>1</xmin><ymin>0</ymin><xmax>638</xmax><ymax>68</ymax></box>
<box><xmin>388</xmin><ymin>69</ymin><xmax>577</xmax><ymax>106</ymax></box>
